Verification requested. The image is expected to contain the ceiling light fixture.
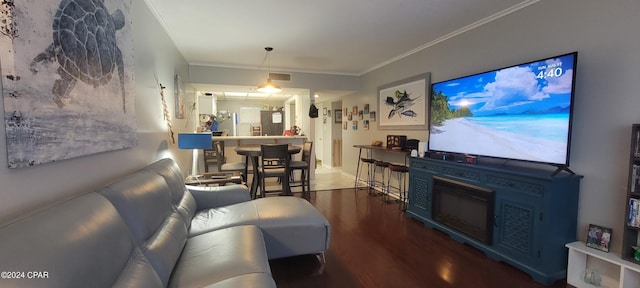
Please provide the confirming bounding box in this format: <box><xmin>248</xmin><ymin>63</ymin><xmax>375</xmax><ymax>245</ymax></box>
<box><xmin>257</xmin><ymin>47</ymin><xmax>282</xmax><ymax>94</ymax></box>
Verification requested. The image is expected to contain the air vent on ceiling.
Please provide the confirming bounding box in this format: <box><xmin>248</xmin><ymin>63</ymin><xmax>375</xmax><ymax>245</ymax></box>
<box><xmin>269</xmin><ymin>72</ymin><xmax>291</xmax><ymax>82</ymax></box>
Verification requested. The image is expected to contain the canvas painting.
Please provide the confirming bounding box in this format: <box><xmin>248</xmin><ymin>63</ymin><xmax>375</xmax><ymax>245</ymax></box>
<box><xmin>175</xmin><ymin>74</ymin><xmax>185</xmax><ymax>119</ymax></box>
<box><xmin>378</xmin><ymin>73</ymin><xmax>430</xmax><ymax>130</ymax></box>
<box><xmin>1</xmin><ymin>0</ymin><xmax>136</xmax><ymax>168</ymax></box>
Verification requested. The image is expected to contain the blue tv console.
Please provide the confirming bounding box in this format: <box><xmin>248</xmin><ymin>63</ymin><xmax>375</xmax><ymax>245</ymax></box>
<box><xmin>407</xmin><ymin>157</ymin><xmax>582</xmax><ymax>285</ymax></box>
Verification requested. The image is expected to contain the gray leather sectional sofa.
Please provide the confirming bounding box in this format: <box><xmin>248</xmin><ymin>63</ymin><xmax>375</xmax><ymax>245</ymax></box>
<box><xmin>0</xmin><ymin>158</ymin><xmax>330</xmax><ymax>287</ymax></box>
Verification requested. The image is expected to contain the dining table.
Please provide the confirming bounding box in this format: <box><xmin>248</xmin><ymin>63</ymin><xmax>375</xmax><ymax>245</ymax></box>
<box><xmin>235</xmin><ymin>145</ymin><xmax>302</xmax><ymax>199</ymax></box>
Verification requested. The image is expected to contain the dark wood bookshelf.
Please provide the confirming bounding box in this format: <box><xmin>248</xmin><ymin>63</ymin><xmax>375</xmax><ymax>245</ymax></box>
<box><xmin>622</xmin><ymin>124</ymin><xmax>640</xmax><ymax>263</ymax></box>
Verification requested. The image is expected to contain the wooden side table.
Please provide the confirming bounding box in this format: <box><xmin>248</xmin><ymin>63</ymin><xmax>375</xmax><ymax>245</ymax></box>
<box><xmin>184</xmin><ymin>174</ymin><xmax>242</xmax><ymax>186</ymax></box>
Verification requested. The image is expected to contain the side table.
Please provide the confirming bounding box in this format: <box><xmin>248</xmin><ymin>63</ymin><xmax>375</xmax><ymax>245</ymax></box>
<box><xmin>184</xmin><ymin>174</ymin><xmax>242</xmax><ymax>186</ymax></box>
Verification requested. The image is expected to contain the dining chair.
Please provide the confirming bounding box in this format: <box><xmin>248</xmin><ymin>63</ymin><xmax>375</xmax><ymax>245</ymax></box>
<box><xmin>258</xmin><ymin>144</ymin><xmax>291</xmax><ymax>198</ymax></box>
<box><xmin>289</xmin><ymin>141</ymin><xmax>313</xmax><ymax>195</ymax></box>
<box><xmin>202</xmin><ymin>144</ymin><xmax>218</xmax><ymax>173</ymax></box>
<box><xmin>215</xmin><ymin>141</ymin><xmax>247</xmax><ymax>183</ymax></box>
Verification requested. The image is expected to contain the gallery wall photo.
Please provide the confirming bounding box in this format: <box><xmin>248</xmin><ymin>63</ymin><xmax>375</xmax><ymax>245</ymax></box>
<box><xmin>0</xmin><ymin>0</ymin><xmax>136</xmax><ymax>168</ymax></box>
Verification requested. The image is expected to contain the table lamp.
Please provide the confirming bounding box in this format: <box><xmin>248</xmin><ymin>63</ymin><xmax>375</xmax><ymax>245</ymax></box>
<box><xmin>178</xmin><ymin>132</ymin><xmax>212</xmax><ymax>177</ymax></box>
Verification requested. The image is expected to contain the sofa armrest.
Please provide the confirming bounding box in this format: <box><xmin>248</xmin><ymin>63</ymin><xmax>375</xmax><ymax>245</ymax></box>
<box><xmin>187</xmin><ymin>184</ymin><xmax>251</xmax><ymax>210</ymax></box>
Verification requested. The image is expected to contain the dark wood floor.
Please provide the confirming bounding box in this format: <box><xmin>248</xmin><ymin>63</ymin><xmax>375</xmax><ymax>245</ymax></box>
<box><xmin>269</xmin><ymin>188</ymin><xmax>569</xmax><ymax>288</ymax></box>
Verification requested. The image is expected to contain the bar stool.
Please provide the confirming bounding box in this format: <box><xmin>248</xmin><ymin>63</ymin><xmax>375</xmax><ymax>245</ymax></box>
<box><xmin>373</xmin><ymin>160</ymin><xmax>390</xmax><ymax>197</ymax></box>
<box><xmin>387</xmin><ymin>164</ymin><xmax>409</xmax><ymax>210</ymax></box>
<box><xmin>356</xmin><ymin>158</ymin><xmax>376</xmax><ymax>191</ymax></box>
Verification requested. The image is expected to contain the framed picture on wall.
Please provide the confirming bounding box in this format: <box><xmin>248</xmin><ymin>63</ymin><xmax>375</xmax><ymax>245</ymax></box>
<box><xmin>335</xmin><ymin>110</ymin><xmax>342</xmax><ymax>123</ymax></box>
<box><xmin>175</xmin><ymin>74</ymin><xmax>185</xmax><ymax>119</ymax></box>
<box><xmin>323</xmin><ymin>107</ymin><xmax>327</xmax><ymax>115</ymax></box>
<box><xmin>1</xmin><ymin>0</ymin><xmax>136</xmax><ymax>168</ymax></box>
<box><xmin>377</xmin><ymin>73</ymin><xmax>430</xmax><ymax>130</ymax></box>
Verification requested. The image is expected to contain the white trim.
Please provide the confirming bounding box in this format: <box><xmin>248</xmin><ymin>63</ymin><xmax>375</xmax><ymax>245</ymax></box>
<box><xmin>143</xmin><ymin>0</ymin><xmax>183</xmax><ymax>58</ymax></box>
<box><xmin>362</xmin><ymin>0</ymin><xmax>542</xmax><ymax>74</ymax></box>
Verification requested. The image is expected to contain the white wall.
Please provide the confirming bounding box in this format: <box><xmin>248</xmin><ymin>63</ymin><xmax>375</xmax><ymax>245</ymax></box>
<box><xmin>0</xmin><ymin>1</ymin><xmax>193</xmax><ymax>224</ymax></box>
<box><xmin>340</xmin><ymin>0</ymin><xmax>640</xmax><ymax>253</ymax></box>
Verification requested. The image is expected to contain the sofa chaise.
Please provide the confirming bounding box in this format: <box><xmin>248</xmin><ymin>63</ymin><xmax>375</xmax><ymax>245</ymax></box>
<box><xmin>0</xmin><ymin>158</ymin><xmax>330</xmax><ymax>287</ymax></box>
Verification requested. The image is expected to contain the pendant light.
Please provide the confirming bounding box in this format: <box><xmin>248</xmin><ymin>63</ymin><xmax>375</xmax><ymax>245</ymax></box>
<box><xmin>257</xmin><ymin>47</ymin><xmax>282</xmax><ymax>93</ymax></box>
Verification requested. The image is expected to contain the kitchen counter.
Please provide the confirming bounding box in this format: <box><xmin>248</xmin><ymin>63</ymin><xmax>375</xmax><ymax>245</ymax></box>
<box><xmin>212</xmin><ymin>135</ymin><xmax>307</xmax><ymax>144</ymax></box>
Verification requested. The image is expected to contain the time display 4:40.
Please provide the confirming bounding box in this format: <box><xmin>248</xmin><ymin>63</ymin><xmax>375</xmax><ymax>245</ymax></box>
<box><xmin>537</xmin><ymin>68</ymin><xmax>563</xmax><ymax>79</ymax></box>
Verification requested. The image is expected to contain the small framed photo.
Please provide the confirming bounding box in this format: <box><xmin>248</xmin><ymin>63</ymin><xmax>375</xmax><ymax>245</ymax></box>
<box><xmin>334</xmin><ymin>110</ymin><xmax>342</xmax><ymax>123</ymax></box>
<box><xmin>586</xmin><ymin>224</ymin><xmax>612</xmax><ymax>252</ymax></box>
<box><xmin>323</xmin><ymin>107</ymin><xmax>327</xmax><ymax>115</ymax></box>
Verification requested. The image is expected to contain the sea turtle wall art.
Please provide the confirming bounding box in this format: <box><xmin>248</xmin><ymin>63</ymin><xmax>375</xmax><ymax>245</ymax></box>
<box><xmin>31</xmin><ymin>0</ymin><xmax>127</xmax><ymax>112</ymax></box>
<box><xmin>0</xmin><ymin>0</ymin><xmax>135</xmax><ymax>168</ymax></box>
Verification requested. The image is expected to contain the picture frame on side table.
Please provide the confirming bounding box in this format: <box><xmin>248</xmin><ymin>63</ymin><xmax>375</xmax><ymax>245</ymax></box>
<box><xmin>586</xmin><ymin>224</ymin><xmax>612</xmax><ymax>252</ymax></box>
<box><xmin>377</xmin><ymin>73</ymin><xmax>430</xmax><ymax>130</ymax></box>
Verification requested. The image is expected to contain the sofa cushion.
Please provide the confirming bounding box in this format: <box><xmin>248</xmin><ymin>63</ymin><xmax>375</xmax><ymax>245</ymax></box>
<box><xmin>190</xmin><ymin>201</ymin><xmax>259</xmax><ymax>236</ymax></box>
<box><xmin>201</xmin><ymin>273</ymin><xmax>277</xmax><ymax>288</ymax></box>
<box><xmin>252</xmin><ymin>197</ymin><xmax>331</xmax><ymax>260</ymax></box>
<box><xmin>190</xmin><ymin>197</ymin><xmax>331</xmax><ymax>260</ymax></box>
<box><xmin>144</xmin><ymin>158</ymin><xmax>197</xmax><ymax>227</ymax></box>
<box><xmin>187</xmin><ymin>184</ymin><xmax>251</xmax><ymax>210</ymax></box>
<box><xmin>144</xmin><ymin>158</ymin><xmax>190</xmax><ymax>203</ymax></box>
<box><xmin>100</xmin><ymin>170</ymin><xmax>187</xmax><ymax>287</ymax></box>
<box><xmin>0</xmin><ymin>193</ymin><xmax>163</xmax><ymax>287</ymax></box>
<box><xmin>169</xmin><ymin>225</ymin><xmax>272</xmax><ymax>288</ymax></box>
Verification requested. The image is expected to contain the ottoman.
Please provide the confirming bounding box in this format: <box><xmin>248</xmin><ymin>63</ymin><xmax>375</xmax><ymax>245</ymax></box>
<box><xmin>189</xmin><ymin>197</ymin><xmax>331</xmax><ymax>260</ymax></box>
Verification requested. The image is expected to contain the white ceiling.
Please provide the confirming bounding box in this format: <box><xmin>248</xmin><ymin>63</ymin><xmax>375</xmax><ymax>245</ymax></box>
<box><xmin>145</xmin><ymin>0</ymin><xmax>537</xmax><ymax>101</ymax></box>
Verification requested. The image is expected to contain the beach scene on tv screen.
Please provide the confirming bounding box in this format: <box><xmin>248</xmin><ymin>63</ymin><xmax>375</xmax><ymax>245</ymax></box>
<box><xmin>429</xmin><ymin>54</ymin><xmax>575</xmax><ymax>164</ymax></box>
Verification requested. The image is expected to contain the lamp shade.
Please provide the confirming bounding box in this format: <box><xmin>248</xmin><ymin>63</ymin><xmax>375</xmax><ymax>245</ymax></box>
<box><xmin>257</xmin><ymin>78</ymin><xmax>282</xmax><ymax>93</ymax></box>
<box><xmin>178</xmin><ymin>133</ymin><xmax>212</xmax><ymax>149</ymax></box>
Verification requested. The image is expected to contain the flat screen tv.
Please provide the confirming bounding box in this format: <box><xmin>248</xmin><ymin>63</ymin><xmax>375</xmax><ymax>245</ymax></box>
<box><xmin>429</xmin><ymin>52</ymin><xmax>578</xmax><ymax>166</ymax></box>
